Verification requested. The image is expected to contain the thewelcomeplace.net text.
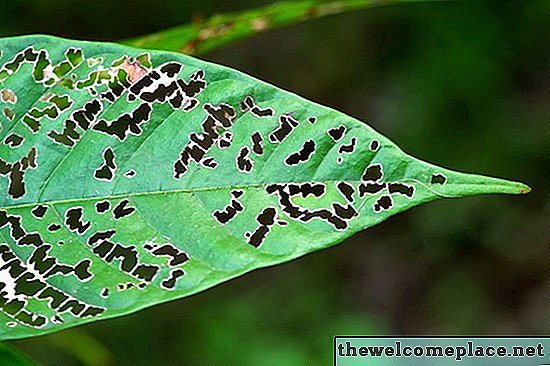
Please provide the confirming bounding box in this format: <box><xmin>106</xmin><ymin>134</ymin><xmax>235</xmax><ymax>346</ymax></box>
<box><xmin>337</xmin><ymin>341</ymin><xmax>545</xmax><ymax>361</ymax></box>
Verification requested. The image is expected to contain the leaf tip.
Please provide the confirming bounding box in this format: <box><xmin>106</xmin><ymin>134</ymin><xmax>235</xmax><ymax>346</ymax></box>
<box><xmin>518</xmin><ymin>183</ymin><xmax>531</xmax><ymax>195</ymax></box>
<box><xmin>487</xmin><ymin>178</ymin><xmax>531</xmax><ymax>196</ymax></box>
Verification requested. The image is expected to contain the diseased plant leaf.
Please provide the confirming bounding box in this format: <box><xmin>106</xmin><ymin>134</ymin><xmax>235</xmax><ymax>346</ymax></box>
<box><xmin>0</xmin><ymin>343</ymin><xmax>41</xmax><ymax>366</ymax></box>
<box><xmin>0</xmin><ymin>35</ymin><xmax>529</xmax><ymax>340</ymax></box>
<box><xmin>124</xmin><ymin>0</ymin><xmax>413</xmax><ymax>55</ymax></box>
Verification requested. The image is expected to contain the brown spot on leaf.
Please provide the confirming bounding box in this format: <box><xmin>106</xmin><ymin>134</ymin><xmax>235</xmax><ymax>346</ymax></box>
<box><xmin>1</xmin><ymin>89</ymin><xmax>16</xmax><ymax>104</ymax></box>
<box><xmin>180</xmin><ymin>40</ymin><xmax>199</xmax><ymax>55</ymax></box>
<box><xmin>198</xmin><ymin>23</ymin><xmax>234</xmax><ymax>41</ymax></box>
<box><xmin>519</xmin><ymin>186</ymin><xmax>531</xmax><ymax>194</ymax></box>
<box><xmin>40</xmin><ymin>93</ymin><xmax>54</xmax><ymax>102</ymax></box>
<box><xmin>306</xmin><ymin>6</ymin><xmax>319</xmax><ymax>18</ymax></box>
<box><xmin>3</xmin><ymin>107</ymin><xmax>14</xmax><ymax>120</ymax></box>
<box><xmin>121</xmin><ymin>59</ymin><xmax>148</xmax><ymax>84</ymax></box>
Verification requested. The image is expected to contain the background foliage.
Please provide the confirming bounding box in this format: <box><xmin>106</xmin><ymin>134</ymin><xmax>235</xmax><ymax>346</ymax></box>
<box><xmin>0</xmin><ymin>0</ymin><xmax>548</xmax><ymax>365</ymax></box>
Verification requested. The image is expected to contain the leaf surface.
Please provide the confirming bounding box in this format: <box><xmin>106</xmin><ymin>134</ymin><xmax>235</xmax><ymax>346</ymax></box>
<box><xmin>123</xmin><ymin>0</ymin><xmax>413</xmax><ymax>55</ymax></box>
<box><xmin>0</xmin><ymin>35</ymin><xmax>528</xmax><ymax>340</ymax></box>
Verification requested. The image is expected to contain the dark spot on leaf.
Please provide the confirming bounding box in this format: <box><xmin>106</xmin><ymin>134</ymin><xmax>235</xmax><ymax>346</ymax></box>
<box><xmin>161</xmin><ymin>269</ymin><xmax>185</xmax><ymax>290</ymax></box>
<box><xmin>332</xmin><ymin>203</ymin><xmax>358</xmax><ymax>220</ymax></box>
<box><xmin>337</xmin><ymin>182</ymin><xmax>355</xmax><ymax>202</ymax></box>
<box><xmin>269</xmin><ymin>114</ymin><xmax>299</xmax><ymax>143</ymax></box>
<box><xmin>248</xmin><ymin>207</ymin><xmax>277</xmax><ymax>248</ymax></box>
<box><xmin>370</xmin><ymin>140</ymin><xmax>379</xmax><ymax>151</ymax></box>
<box><xmin>47</xmin><ymin>223</ymin><xmax>61</xmax><ymax>232</ymax></box>
<box><xmin>93</xmin><ymin>103</ymin><xmax>152</xmax><ymax>141</ymax></box>
<box><xmin>64</xmin><ymin>207</ymin><xmax>91</xmax><ymax>235</ymax></box>
<box><xmin>80</xmin><ymin>306</ymin><xmax>105</xmax><ymax>318</ymax></box>
<box><xmin>124</xmin><ymin>169</ymin><xmax>136</xmax><ymax>178</ymax></box>
<box><xmin>328</xmin><ymin>125</ymin><xmax>345</xmax><ymax>141</ymax></box>
<box><xmin>251</xmin><ymin>132</ymin><xmax>263</xmax><ymax>155</ymax></box>
<box><xmin>18</xmin><ymin>233</ymin><xmax>44</xmax><ymax>247</ymax></box>
<box><xmin>285</xmin><ymin>140</ymin><xmax>315</xmax><ymax>166</ymax></box>
<box><xmin>362</xmin><ymin>164</ymin><xmax>383</xmax><ymax>182</ymax></box>
<box><xmin>132</xmin><ymin>264</ymin><xmax>159</xmax><ymax>282</ymax></box>
<box><xmin>4</xmin><ymin>133</ymin><xmax>23</xmax><ymax>148</ymax></box>
<box><xmin>240</xmin><ymin>95</ymin><xmax>274</xmax><ymax>117</ymax></box>
<box><xmin>359</xmin><ymin>182</ymin><xmax>386</xmax><ymax>197</ymax></box>
<box><xmin>338</xmin><ymin>137</ymin><xmax>357</xmax><ymax>154</ymax></box>
<box><xmin>388</xmin><ymin>182</ymin><xmax>414</xmax><ymax>198</ymax></box>
<box><xmin>95</xmin><ymin>200</ymin><xmax>110</xmax><ymax>213</ymax></box>
<box><xmin>150</xmin><ymin>244</ymin><xmax>189</xmax><ymax>266</ymax></box>
<box><xmin>201</xmin><ymin>157</ymin><xmax>218</xmax><ymax>169</ymax></box>
<box><xmin>31</xmin><ymin>205</ymin><xmax>47</xmax><ymax>219</ymax></box>
<box><xmin>236</xmin><ymin>146</ymin><xmax>253</xmax><ymax>173</ymax></box>
<box><xmin>3</xmin><ymin>107</ymin><xmax>14</xmax><ymax>120</ymax></box>
<box><xmin>94</xmin><ymin>147</ymin><xmax>116</xmax><ymax>181</ymax></box>
<box><xmin>113</xmin><ymin>199</ymin><xmax>136</xmax><ymax>220</ymax></box>
<box><xmin>213</xmin><ymin>190</ymin><xmax>244</xmax><ymax>224</ymax></box>
<box><xmin>431</xmin><ymin>173</ymin><xmax>447</xmax><ymax>184</ymax></box>
<box><xmin>374</xmin><ymin>195</ymin><xmax>393</xmax><ymax>212</ymax></box>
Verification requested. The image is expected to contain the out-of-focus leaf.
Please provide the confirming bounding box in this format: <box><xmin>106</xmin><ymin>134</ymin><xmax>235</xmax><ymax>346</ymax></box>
<box><xmin>0</xmin><ymin>35</ymin><xmax>529</xmax><ymax>340</ymax></box>
<box><xmin>0</xmin><ymin>343</ymin><xmax>40</xmax><ymax>366</ymax></box>
<box><xmin>123</xmin><ymin>0</ymin><xmax>417</xmax><ymax>55</ymax></box>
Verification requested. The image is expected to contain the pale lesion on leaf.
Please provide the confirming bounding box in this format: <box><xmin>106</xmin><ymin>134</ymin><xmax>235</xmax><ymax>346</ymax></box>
<box><xmin>250</xmin><ymin>16</ymin><xmax>270</xmax><ymax>32</ymax></box>
<box><xmin>1</xmin><ymin>89</ymin><xmax>17</xmax><ymax>104</ymax></box>
<box><xmin>121</xmin><ymin>58</ymin><xmax>149</xmax><ymax>84</ymax></box>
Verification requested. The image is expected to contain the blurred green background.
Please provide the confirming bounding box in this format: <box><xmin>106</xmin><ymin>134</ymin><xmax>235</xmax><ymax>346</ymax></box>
<box><xmin>1</xmin><ymin>0</ymin><xmax>549</xmax><ymax>365</ymax></box>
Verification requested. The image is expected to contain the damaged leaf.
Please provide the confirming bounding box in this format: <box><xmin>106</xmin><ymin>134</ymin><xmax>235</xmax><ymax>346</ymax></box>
<box><xmin>0</xmin><ymin>35</ymin><xmax>529</xmax><ymax>340</ymax></box>
<box><xmin>124</xmin><ymin>0</ymin><xmax>412</xmax><ymax>55</ymax></box>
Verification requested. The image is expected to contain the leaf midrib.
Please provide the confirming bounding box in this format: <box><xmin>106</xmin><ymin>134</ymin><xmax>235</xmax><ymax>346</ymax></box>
<box><xmin>1</xmin><ymin>179</ymin><xmax>357</xmax><ymax>211</ymax></box>
<box><xmin>1</xmin><ymin>176</ymin><xmax>527</xmax><ymax>213</ymax></box>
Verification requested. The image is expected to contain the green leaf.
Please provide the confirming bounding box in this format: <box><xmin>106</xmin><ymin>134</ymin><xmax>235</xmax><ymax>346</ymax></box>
<box><xmin>123</xmin><ymin>0</ymin><xmax>412</xmax><ymax>55</ymax></box>
<box><xmin>0</xmin><ymin>34</ymin><xmax>528</xmax><ymax>340</ymax></box>
<box><xmin>0</xmin><ymin>343</ymin><xmax>41</xmax><ymax>366</ymax></box>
